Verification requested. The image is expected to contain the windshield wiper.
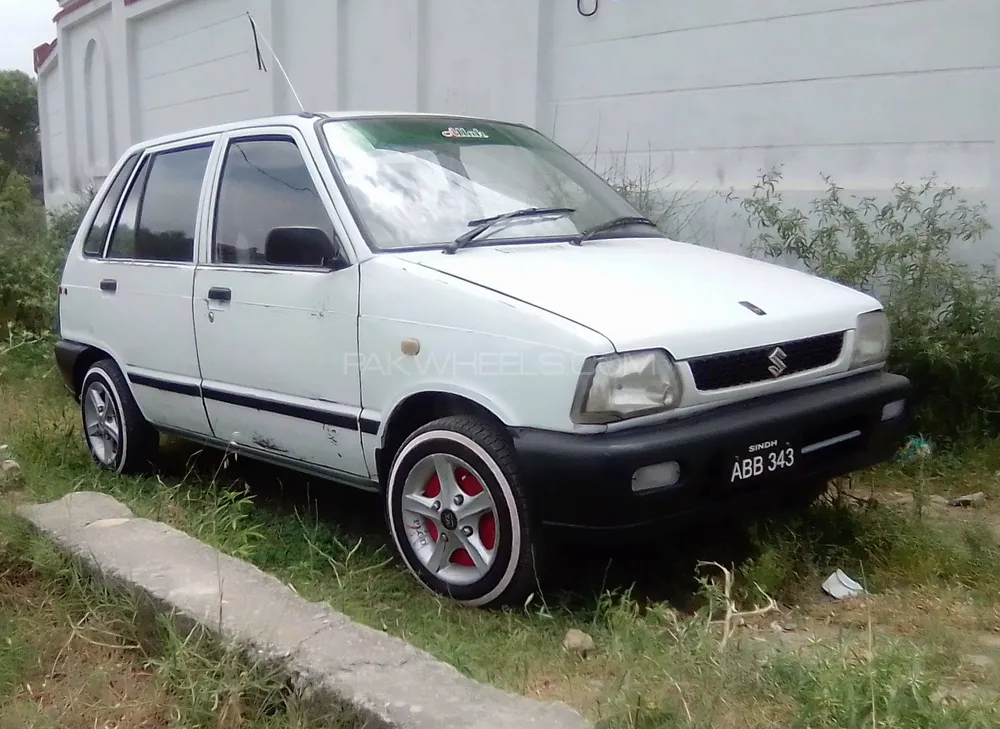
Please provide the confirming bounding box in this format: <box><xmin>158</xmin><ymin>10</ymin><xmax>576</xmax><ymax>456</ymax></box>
<box><xmin>572</xmin><ymin>216</ymin><xmax>658</xmax><ymax>246</ymax></box>
<box><xmin>445</xmin><ymin>207</ymin><xmax>576</xmax><ymax>254</ymax></box>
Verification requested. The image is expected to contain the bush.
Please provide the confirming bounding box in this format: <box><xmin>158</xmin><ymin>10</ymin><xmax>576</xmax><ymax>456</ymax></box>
<box><xmin>734</xmin><ymin>167</ymin><xmax>999</xmax><ymax>446</ymax></box>
<box><xmin>47</xmin><ymin>187</ymin><xmax>94</xmax><ymax>246</ymax></box>
<box><xmin>0</xmin><ymin>175</ymin><xmax>65</xmax><ymax>333</ymax></box>
<box><xmin>598</xmin><ymin>152</ymin><xmax>710</xmax><ymax>243</ymax></box>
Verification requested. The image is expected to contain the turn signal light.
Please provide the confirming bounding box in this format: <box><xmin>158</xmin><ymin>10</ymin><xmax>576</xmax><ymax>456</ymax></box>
<box><xmin>631</xmin><ymin>461</ymin><xmax>681</xmax><ymax>493</ymax></box>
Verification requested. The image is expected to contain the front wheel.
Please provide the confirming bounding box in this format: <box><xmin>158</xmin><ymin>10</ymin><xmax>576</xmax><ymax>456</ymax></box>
<box><xmin>385</xmin><ymin>416</ymin><xmax>539</xmax><ymax>608</ymax></box>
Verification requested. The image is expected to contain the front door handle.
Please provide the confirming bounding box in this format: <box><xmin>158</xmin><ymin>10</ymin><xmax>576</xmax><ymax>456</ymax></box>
<box><xmin>207</xmin><ymin>287</ymin><xmax>232</xmax><ymax>302</ymax></box>
<box><xmin>100</xmin><ymin>279</ymin><xmax>117</xmax><ymax>293</ymax></box>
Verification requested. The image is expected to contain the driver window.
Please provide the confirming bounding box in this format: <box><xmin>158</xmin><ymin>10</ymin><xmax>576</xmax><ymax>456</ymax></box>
<box><xmin>213</xmin><ymin>137</ymin><xmax>337</xmax><ymax>266</ymax></box>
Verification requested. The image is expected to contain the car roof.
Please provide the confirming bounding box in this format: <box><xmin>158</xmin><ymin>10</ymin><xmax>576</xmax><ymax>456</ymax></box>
<box><xmin>124</xmin><ymin>110</ymin><xmax>520</xmax><ymax>156</ymax></box>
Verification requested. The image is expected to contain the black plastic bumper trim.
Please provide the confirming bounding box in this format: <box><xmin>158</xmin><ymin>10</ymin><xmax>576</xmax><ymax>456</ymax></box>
<box><xmin>510</xmin><ymin>371</ymin><xmax>911</xmax><ymax>534</ymax></box>
<box><xmin>53</xmin><ymin>339</ymin><xmax>90</xmax><ymax>395</ymax></box>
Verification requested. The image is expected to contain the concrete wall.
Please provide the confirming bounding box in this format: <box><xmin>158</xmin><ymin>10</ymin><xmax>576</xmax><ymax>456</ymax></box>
<box><xmin>130</xmin><ymin>0</ymin><xmax>271</xmax><ymax>140</ymax></box>
<box><xmin>546</xmin><ymin>0</ymin><xmax>1000</xmax><ymax>257</ymax></box>
<box><xmin>36</xmin><ymin>0</ymin><xmax>1000</xmax><ymax>259</ymax></box>
<box><xmin>38</xmin><ymin>58</ymin><xmax>67</xmax><ymax>202</ymax></box>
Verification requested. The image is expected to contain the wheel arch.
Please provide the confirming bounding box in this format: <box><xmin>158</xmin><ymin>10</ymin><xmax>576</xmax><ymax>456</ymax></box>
<box><xmin>374</xmin><ymin>390</ymin><xmax>510</xmax><ymax>487</ymax></box>
<box><xmin>72</xmin><ymin>346</ymin><xmax>112</xmax><ymax>399</ymax></box>
<box><xmin>70</xmin><ymin>345</ymin><xmax>152</xmax><ymax>424</ymax></box>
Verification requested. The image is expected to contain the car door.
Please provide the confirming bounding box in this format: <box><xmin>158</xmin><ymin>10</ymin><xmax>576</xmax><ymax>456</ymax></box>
<box><xmin>192</xmin><ymin>127</ymin><xmax>368</xmax><ymax>482</ymax></box>
<box><xmin>89</xmin><ymin>136</ymin><xmax>219</xmax><ymax>435</ymax></box>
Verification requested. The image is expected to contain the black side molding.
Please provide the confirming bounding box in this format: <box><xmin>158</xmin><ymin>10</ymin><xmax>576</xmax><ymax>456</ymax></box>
<box><xmin>126</xmin><ymin>370</ymin><xmax>382</xmax><ymax>436</ymax></box>
<box><xmin>128</xmin><ymin>372</ymin><xmax>201</xmax><ymax>397</ymax></box>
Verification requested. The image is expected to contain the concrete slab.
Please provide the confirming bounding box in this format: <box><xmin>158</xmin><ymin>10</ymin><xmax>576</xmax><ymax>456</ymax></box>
<box><xmin>17</xmin><ymin>492</ymin><xmax>591</xmax><ymax>729</ymax></box>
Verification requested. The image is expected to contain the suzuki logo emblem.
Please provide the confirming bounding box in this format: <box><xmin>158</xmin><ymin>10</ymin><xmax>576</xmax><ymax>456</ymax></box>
<box><xmin>767</xmin><ymin>347</ymin><xmax>788</xmax><ymax>377</ymax></box>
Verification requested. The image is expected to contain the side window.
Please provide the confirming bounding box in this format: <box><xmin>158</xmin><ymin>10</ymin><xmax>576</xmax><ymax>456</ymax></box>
<box><xmin>82</xmin><ymin>153</ymin><xmax>140</xmax><ymax>256</ymax></box>
<box><xmin>107</xmin><ymin>144</ymin><xmax>212</xmax><ymax>262</ymax></box>
<box><xmin>106</xmin><ymin>158</ymin><xmax>150</xmax><ymax>260</ymax></box>
<box><xmin>214</xmin><ymin>137</ymin><xmax>336</xmax><ymax>266</ymax></box>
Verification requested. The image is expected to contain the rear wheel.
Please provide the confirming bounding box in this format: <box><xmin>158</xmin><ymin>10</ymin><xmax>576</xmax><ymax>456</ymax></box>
<box><xmin>385</xmin><ymin>416</ymin><xmax>539</xmax><ymax>607</ymax></box>
<box><xmin>80</xmin><ymin>359</ymin><xmax>159</xmax><ymax>474</ymax></box>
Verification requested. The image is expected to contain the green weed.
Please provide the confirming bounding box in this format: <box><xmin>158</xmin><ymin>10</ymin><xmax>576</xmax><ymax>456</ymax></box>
<box><xmin>733</xmin><ymin>168</ymin><xmax>998</xmax><ymax>446</ymax></box>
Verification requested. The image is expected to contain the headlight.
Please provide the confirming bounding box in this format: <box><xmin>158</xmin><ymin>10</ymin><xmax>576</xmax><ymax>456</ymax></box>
<box><xmin>851</xmin><ymin>310</ymin><xmax>891</xmax><ymax>368</ymax></box>
<box><xmin>571</xmin><ymin>349</ymin><xmax>682</xmax><ymax>424</ymax></box>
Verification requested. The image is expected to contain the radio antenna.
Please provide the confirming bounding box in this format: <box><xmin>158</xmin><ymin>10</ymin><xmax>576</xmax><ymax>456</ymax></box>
<box><xmin>246</xmin><ymin>11</ymin><xmax>305</xmax><ymax>112</ymax></box>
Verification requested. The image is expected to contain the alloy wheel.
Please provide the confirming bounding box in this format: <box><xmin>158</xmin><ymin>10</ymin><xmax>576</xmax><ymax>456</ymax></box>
<box><xmin>83</xmin><ymin>381</ymin><xmax>121</xmax><ymax>467</ymax></box>
<box><xmin>399</xmin><ymin>453</ymin><xmax>499</xmax><ymax>587</ymax></box>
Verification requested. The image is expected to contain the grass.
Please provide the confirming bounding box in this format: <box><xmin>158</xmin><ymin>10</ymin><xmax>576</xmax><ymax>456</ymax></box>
<box><xmin>0</xmin><ymin>500</ymin><xmax>366</xmax><ymax>728</ymax></box>
<box><xmin>3</xmin><ymin>332</ymin><xmax>1000</xmax><ymax>727</ymax></box>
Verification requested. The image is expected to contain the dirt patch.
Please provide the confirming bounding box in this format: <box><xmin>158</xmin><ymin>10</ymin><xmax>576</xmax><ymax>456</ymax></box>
<box><xmin>0</xmin><ymin>569</ymin><xmax>170</xmax><ymax>729</ymax></box>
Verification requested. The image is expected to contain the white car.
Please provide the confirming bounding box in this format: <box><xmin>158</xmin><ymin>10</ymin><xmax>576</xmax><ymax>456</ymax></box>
<box><xmin>55</xmin><ymin>112</ymin><xmax>910</xmax><ymax>607</ymax></box>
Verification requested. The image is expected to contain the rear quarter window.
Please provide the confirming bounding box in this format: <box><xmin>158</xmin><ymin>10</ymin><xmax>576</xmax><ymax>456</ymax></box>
<box><xmin>81</xmin><ymin>153</ymin><xmax>140</xmax><ymax>257</ymax></box>
<box><xmin>106</xmin><ymin>144</ymin><xmax>212</xmax><ymax>263</ymax></box>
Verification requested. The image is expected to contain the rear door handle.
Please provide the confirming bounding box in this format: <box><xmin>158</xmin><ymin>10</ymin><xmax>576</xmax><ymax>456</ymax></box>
<box><xmin>100</xmin><ymin>279</ymin><xmax>117</xmax><ymax>293</ymax></box>
<box><xmin>207</xmin><ymin>287</ymin><xmax>232</xmax><ymax>302</ymax></box>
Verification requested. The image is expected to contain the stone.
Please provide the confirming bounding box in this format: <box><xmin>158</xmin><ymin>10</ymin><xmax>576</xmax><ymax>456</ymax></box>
<box><xmin>563</xmin><ymin>629</ymin><xmax>596</xmax><ymax>657</ymax></box>
<box><xmin>929</xmin><ymin>495</ymin><xmax>950</xmax><ymax>506</ymax></box>
<box><xmin>18</xmin><ymin>492</ymin><xmax>590</xmax><ymax>729</ymax></box>
<box><xmin>0</xmin><ymin>459</ymin><xmax>23</xmax><ymax>490</ymax></box>
<box><xmin>948</xmin><ymin>492</ymin><xmax>986</xmax><ymax>508</ymax></box>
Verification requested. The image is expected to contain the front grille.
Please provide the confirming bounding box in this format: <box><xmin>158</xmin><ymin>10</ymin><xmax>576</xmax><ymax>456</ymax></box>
<box><xmin>688</xmin><ymin>332</ymin><xmax>845</xmax><ymax>391</ymax></box>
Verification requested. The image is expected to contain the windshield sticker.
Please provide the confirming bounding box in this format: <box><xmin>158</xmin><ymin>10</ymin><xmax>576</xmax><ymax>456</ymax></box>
<box><xmin>441</xmin><ymin>127</ymin><xmax>490</xmax><ymax>139</ymax></box>
<box><xmin>329</xmin><ymin>118</ymin><xmax>545</xmax><ymax>150</ymax></box>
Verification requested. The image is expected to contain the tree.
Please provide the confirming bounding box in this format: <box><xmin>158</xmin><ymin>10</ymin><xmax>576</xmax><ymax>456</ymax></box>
<box><xmin>0</xmin><ymin>70</ymin><xmax>40</xmax><ymax>195</ymax></box>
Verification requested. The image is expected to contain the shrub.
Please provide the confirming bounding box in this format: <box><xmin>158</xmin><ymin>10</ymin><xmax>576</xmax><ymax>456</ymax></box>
<box><xmin>733</xmin><ymin>167</ymin><xmax>999</xmax><ymax>446</ymax></box>
<box><xmin>597</xmin><ymin>151</ymin><xmax>710</xmax><ymax>243</ymax></box>
<box><xmin>0</xmin><ymin>174</ymin><xmax>64</xmax><ymax>333</ymax></box>
<box><xmin>47</xmin><ymin>186</ymin><xmax>94</xmax><ymax>246</ymax></box>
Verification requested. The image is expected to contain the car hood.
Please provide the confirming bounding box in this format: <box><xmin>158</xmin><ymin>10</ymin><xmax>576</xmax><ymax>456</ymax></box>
<box><xmin>394</xmin><ymin>238</ymin><xmax>880</xmax><ymax>359</ymax></box>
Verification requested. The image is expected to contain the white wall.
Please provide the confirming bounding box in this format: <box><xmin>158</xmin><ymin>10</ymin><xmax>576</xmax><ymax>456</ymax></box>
<box><xmin>68</xmin><ymin>4</ymin><xmax>114</xmax><ymax>185</ymax></box>
<box><xmin>546</xmin><ymin>0</ymin><xmax>1000</xmax><ymax>257</ymax></box>
<box><xmin>130</xmin><ymin>0</ymin><xmax>271</xmax><ymax>140</ymax></box>
<box><xmin>36</xmin><ymin>0</ymin><xmax>1000</xmax><ymax>263</ymax></box>
<box><xmin>277</xmin><ymin>0</ymin><xmax>542</xmax><ymax>123</ymax></box>
<box><xmin>38</xmin><ymin>61</ymin><xmax>68</xmax><ymax>206</ymax></box>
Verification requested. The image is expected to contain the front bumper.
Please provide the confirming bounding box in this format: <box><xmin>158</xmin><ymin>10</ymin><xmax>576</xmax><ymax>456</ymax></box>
<box><xmin>510</xmin><ymin>371</ymin><xmax>910</xmax><ymax>536</ymax></box>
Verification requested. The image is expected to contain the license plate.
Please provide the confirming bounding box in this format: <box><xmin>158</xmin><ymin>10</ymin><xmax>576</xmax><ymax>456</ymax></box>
<box><xmin>729</xmin><ymin>439</ymin><xmax>797</xmax><ymax>484</ymax></box>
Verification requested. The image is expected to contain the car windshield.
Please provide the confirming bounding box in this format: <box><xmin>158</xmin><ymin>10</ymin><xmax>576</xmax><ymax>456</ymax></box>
<box><xmin>321</xmin><ymin>117</ymin><xmax>660</xmax><ymax>251</ymax></box>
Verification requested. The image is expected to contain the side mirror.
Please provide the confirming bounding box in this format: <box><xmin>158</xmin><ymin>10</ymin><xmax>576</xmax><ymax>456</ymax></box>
<box><xmin>264</xmin><ymin>226</ymin><xmax>341</xmax><ymax>268</ymax></box>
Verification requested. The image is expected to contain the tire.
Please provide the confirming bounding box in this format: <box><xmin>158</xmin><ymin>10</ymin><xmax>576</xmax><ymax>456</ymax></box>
<box><xmin>385</xmin><ymin>415</ymin><xmax>539</xmax><ymax>608</ymax></box>
<box><xmin>80</xmin><ymin>359</ymin><xmax>159</xmax><ymax>474</ymax></box>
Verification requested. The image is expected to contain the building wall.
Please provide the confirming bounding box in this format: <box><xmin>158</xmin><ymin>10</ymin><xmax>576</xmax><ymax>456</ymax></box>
<box><xmin>275</xmin><ymin>0</ymin><xmax>542</xmax><ymax>123</ymax></box>
<box><xmin>67</xmin><ymin>4</ymin><xmax>114</xmax><ymax>184</ymax></box>
<box><xmin>546</xmin><ymin>0</ymin><xmax>1000</xmax><ymax>257</ymax></box>
<box><xmin>38</xmin><ymin>60</ymin><xmax>68</xmax><ymax>204</ymax></box>
<box><xmin>36</xmin><ymin>0</ymin><xmax>1000</xmax><ymax>261</ymax></box>
<box><xmin>130</xmin><ymin>0</ymin><xmax>271</xmax><ymax>140</ymax></box>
